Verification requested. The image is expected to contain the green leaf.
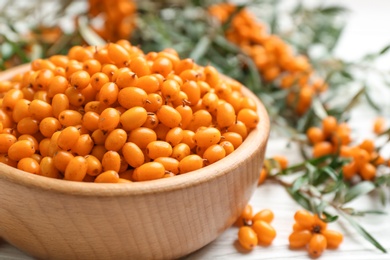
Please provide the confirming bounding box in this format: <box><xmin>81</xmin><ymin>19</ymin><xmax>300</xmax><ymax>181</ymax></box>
<box><xmin>190</xmin><ymin>35</ymin><xmax>211</xmax><ymax>62</ymax></box>
<box><xmin>364</xmin><ymin>89</ymin><xmax>381</xmax><ymax>112</ymax></box>
<box><xmin>322</xmin><ymin>211</ymin><xmax>339</xmax><ymax>222</ymax></box>
<box><xmin>339</xmin><ymin>210</ymin><xmax>387</xmax><ymax>253</ymax></box>
<box><xmin>1</xmin><ymin>41</ymin><xmax>14</xmax><ymax>60</ymax></box>
<box><xmin>379</xmin><ymin>44</ymin><xmax>390</xmax><ymax>55</ymax></box>
<box><xmin>291</xmin><ymin>175</ymin><xmax>308</xmax><ymax>193</ymax></box>
<box><xmin>344</xmin><ymin>181</ymin><xmax>376</xmax><ymax>203</ymax></box>
<box><xmin>311</xmin><ymin>97</ymin><xmax>328</xmax><ymax>120</ymax></box>
<box><xmin>286</xmin><ymin>188</ymin><xmax>311</xmax><ymax>211</ymax></box>
<box><xmin>319</xmin><ymin>6</ymin><xmax>349</xmax><ymax>16</ymax></box>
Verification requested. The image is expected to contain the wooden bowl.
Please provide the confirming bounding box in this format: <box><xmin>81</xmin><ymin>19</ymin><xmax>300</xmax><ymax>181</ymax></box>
<box><xmin>0</xmin><ymin>64</ymin><xmax>270</xmax><ymax>260</ymax></box>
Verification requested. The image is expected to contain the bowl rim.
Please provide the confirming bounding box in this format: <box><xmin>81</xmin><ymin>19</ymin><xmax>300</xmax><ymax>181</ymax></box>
<box><xmin>0</xmin><ymin>64</ymin><xmax>270</xmax><ymax>197</ymax></box>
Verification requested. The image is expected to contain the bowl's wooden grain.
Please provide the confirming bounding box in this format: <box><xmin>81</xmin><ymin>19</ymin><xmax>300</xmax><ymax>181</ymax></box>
<box><xmin>0</xmin><ymin>64</ymin><xmax>270</xmax><ymax>260</ymax></box>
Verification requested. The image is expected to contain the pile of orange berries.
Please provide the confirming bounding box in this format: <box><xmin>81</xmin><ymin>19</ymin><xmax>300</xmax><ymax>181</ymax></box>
<box><xmin>0</xmin><ymin>40</ymin><xmax>260</xmax><ymax>183</ymax></box>
<box><xmin>307</xmin><ymin>115</ymin><xmax>387</xmax><ymax>181</ymax></box>
<box><xmin>289</xmin><ymin>209</ymin><xmax>343</xmax><ymax>258</ymax></box>
<box><xmin>88</xmin><ymin>0</ymin><xmax>137</xmax><ymax>42</ymax></box>
<box><xmin>209</xmin><ymin>3</ymin><xmax>327</xmax><ymax>116</ymax></box>
<box><xmin>237</xmin><ymin>205</ymin><xmax>277</xmax><ymax>250</ymax></box>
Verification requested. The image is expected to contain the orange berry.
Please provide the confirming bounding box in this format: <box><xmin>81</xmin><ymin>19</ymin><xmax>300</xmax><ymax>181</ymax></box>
<box><xmin>308</xmin><ymin>234</ymin><xmax>327</xmax><ymax>258</ymax></box>
<box><xmin>289</xmin><ymin>230</ymin><xmax>312</xmax><ymax>248</ymax></box>
<box><xmin>321</xmin><ymin>229</ymin><xmax>343</xmax><ymax>249</ymax></box>
<box><xmin>313</xmin><ymin>141</ymin><xmax>333</xmax><ymax>158</ymax></box>
<box><xmin>238</xmin><ymin>226</ymin><xmax>258</xmax><ymax>250</ymax></box>
<box><xmin>252</xmin><ymin>220</ymin><xmax>277</xmax><ymax>245</ymax></box>
<box><xmin>252</xmin><ymin>209</ymin><xmax>274</xmax><ymax>223</ymax></box>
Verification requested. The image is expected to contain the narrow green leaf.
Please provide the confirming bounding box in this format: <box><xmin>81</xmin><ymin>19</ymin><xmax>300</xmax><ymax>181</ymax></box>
<box><xmin>286</xmin><ymin>188</ymin><xmax>311</xmax><ymax>211</ymax></box>
<box><xmin>322</xmin><ymin>211</ymin><xmax>339</xmax><ymax>223</ymax></box>
<box><xmin>312</xmin><ymin>97</ymin><xmax>328</xmax><ymax>120</ymax></box>
<box><xmin>340</xmin><ymin>210</ymin><xmax>387</xmax><ymax>253</ymax></box>
<box><xmin>319</xmin><ymin>6</ymin><xmax>349</xmax><ymax>16</ymax></box>
<box><xmin>291</xmin><ymin>175</ymin><xmax>308</xmax><ymax>193</ymax></box>
<box><xmin>379</xmin><ymin>44</ymin><xmax>390</xmax><ymax>55</ymax></box>
<box><xmin>190</xmin><ymin>35</ymin><xmax>211</xmax><ymax>62</ymax></box>
<box><xmin>77</xmin><ymin>16</ymin><xmax>106</xmax><ymax>46</ymax></box>
<box><xmin>344</xmin><ymin>181</ymin><xmax>376</xmax><ymax>203</ymax></box>
<box><xmin>364</xmin><ymin>90</ymin><xmax>381</xmax><ymax>112</ymax></box>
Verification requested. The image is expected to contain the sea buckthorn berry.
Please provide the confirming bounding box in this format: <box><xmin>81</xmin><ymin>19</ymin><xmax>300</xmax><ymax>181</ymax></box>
<box><xmin>145</xmin><ymin>93</ymin><xmax>163</xmax><ymax>112</ymax></box>
<box><xmin>12</xmin><ymin>99</ymin><xmax>31</xmax><ymax>123</ymax></box>
<box><xmin>8</xmin><ymin>140</ymin><xmax>35</xmax><ymax>161</ymax></box>
<box><xmin>52</xmin><ymin>94</ymin><xmax>69</xmax><ymax>118</ymax></box>
<box><xmin>71</xmin><ymin>134</ymin><xmax>94</xmax><ymax>156</ymax></box>
<box><xmin>58</xmin><ymin>110</ymin><xmax>83</xmax><ymax>127</ymax></box>
<box><xmin>306</xmin><ymin>127</ymin><xmax>325</xmax><ymax>144</ymax></box>
<box><xmin>128</xmin><ymin>127</ymin><xmax>157</xmax><ymax>148</ymax></box>
<box><xmin>105</xmin><ymin>129</ymin><xmax>127</xmax><ymax>151</ymax></box>
<box><xmin>29</xmin><ymin>99</ymin><xmax>53</xmax><ymax>121</ymax></box>
<box><xmin>154</xmin><ymin>157</ymin><xmax>179</xmax><ymax>175</ymax></box>
<box><xmin>122</xmin><ymin>142</ymin><xmax>144</xmax><ymax>168</ymax></box>
<box><xmin>165</xmin><ymin>127</ymin><xmax>183</xmax><ymax>146</ymax></box>
<box><xmin>237</xmin><ymin>108</ymin><xmax>259</xmax><ymax>129</ymax></box>
<box><xmin>359</xmin><ymin>163</ymin><xmax>376</xmax><ymax>180</ymax></box>
<box><xmin>175</xmin><ymin>105</ymin><xmax>193</xmax><ymax>129</ymax></box>
<box><xmin>107</xmin><ymin>43</ymin><xmax>130</xmax><ymax>66</ymax></box>
<box><xmin>289</xmin><ymin>230</ymin><xmax>312</xmax><ymax>249</ymax></box>
<box><xmin>17</xmin><ymin>157</ymin><xmax>40</xmax><ymax>175</ymax></box>
<box><xmin>238</xmin><ymin>226</ymin><xmax>258</xmax><ymax>250</ymax></box>
<box><xmin>252</xmin><ymin>209</ymin><xmax>274</xmax><ymax>223</ymax></box>
<box><xmin>84</xmin><ymin>155</ymin><xmax>102</xmax><ymax>176</ymax></box>
<box><xmin>101</xmin><ymin>64</ymin><xmax>118</xmax><ymax>81</ymax></box>
<box><xmin>18</xmin><ymin>135</ymin><xmax>39</xmax><ymax>151</ymax></box>
<box><xmin>146</xmin><ymin>141</ymin><xmax>173</xmax><ymax>159</ymax></box>
<box><xmin>130</xmin><ymin>56</ymin><xmax>151</xmax><ymax>77</ymax></box>
<box><xmin>95</xmin><ymin>170</ymin><xmax>120</xmax><ymax>183</ymax></box>
<box><xmin>308</xmin><ymin>234</ymin><xmax>327</xmax><ymax>258</ymax></box>
<box><xmin>115</xmin><ymin>68</ymin><xmax>138</xmax><ymax>89</ymax></box>
<box><xmin>240</xmin><ymin>204</ymin><xmax>253</xmax><ymax>224</ymax></box>
<box><xmin>294</xmin><ymin>209</ymin><xmax>315</xmax><ymax>230</ymax></box>
<box><xmin>120</xmin><ymin>106</ymin><xmax>148</xmax><ymax>131</ymax></box>
<box><xmin>202</xmin><ymin>92</ymin><xmax>219</xmax><ymax>114</ymax></box>
<box><xmin>82</xmin><ymin>59</ymin><xmax>101</xmax><ymax>76</ymax></box>
<box><xmin>342</xmin><ymin>161</ymin><xmax>357</xmax><ymax>180</ymax></box>
<box><xmin>321</xmin><ymin>229</ymin><xmax>343</xmax><ymax>249</ymax></box>
<box><xmin>220</xmin><ymin>140</ymin><xmax>235</xmax><ymax>156</ymax></box>
<box><xmin>17</xmin><ymin>117</ymin><xmax>39</xmax><ymax>135</ymax></box>
<box><xmin>57</xmin><ymin>126</ymin><xmax>80</xmax><ymax>151</ymax></box>
<box><xmin>217</xmin><ymin>101</ymin><xmax>236</xmax><ymax>128</ymax></box>
<box><xmin>40</xmin><ymin>156</ymin><xmax>61</xmax><ymax>179</ymax></box>
<box><xmin>142</xmin><ymin>112</ymin><xmax>159</xmax><ymax>129</ymax></box>
<box><xmin>194</xmin><ymin>127</ymin><xmax>221</xmax><ymax>148</ymax></box>
<box><xmin>64</xmin><ymin>156</ymin><xmax>88</xmax><ymax>181</ymax></box>
<box><xmin>90</xmin><ymin>72</ymin><xmax>109</xmax><ymax>91</ymax></box>
<box><xmin>252</xmin><ymin>220</ymin><xmax>277</xmax><ymax>245</ymax></box>
<box><xmin>240</xmin><ymin>97</ymin><xmax>257</xmax><ymax>111</ymax></box>
<box><xmin>98</xmin><ymin>108</ymin><xmax>120</xmax><ymax>132</ymax></box>
<box><xmin>228</xmin><ymin>121</ymin><xmax>248</xmax><ymax>139</ymax></box>
<box><xmin>181</xmin><ymin>80</ymin><xmax>200</xmax><ymax>106</ymax></box>
<box><xmin>0</xmin><ymin>134</ymin><xmax>17</xmax><ymax>153</ymax></box>
<box><xmin>3</xmin><ymin>89</ymin><xmax>24</xmax><ymax>112</ymax></box>
<box><xmin>171</xmin><ymin>143</ymin><xmax>191</xmax><ymax>161</ymax></box>
<box><xmin>322</xmin><ymin>116</ymin><xmax>338</xmax><ymax>138</ymax></box>
<box><xmin>179</xmin><ymin>154</ymin><xmax>203</xmax><ymax>174</ymax></box>
<box><xmin>313</xmin><ymin>141</ymin><xmax>333</xmax><ymax>158</ymax></box>
<box><xmin>99</xmin><ymin>82</ymin><xmax>119</xmax><ymax>106</ymax></box>
<box><xmin>39</xmin><ymin>117</ymin><xmax>61</xmax><ymax>138</ymax></box>
<box><xmin>156</xmin><ymin>105</ymin><xmax>182</xmax><ymax>128</ymax></box>
<box><xmin>82</xmin><ymin>111</ymin><xmax>100</xmax><ymax>132</ymax></box>
<box><xmin>0</xmin><ymin>154</ymin><xmax>17</xmax><ymax>167</ymax></box>
<box><xmin>39</xmin><ymin>138</ymin><xmax>51</xmax><ymax>157</ymax></box>
<box><xmin>187</xmin><ymin>109</ymin><xmax>212</xmax><ymax>132</ymax></box>
<box><xmin>373</xmin><ymin>117</ymin><xmax>386</xmax><ymax>134</ymax></box>
<box><xmin>102</xmin><ymin>151</ymin><xmax>121</xmax><ymax>173</ymax></box>
<box><xmin>118</xmin><ymin>87</ymin><xmax>150</xmax><ymax>109</ymax></box>
<box><xmin>47</xmin><ymin>76</ymin><xmax>68</xmax><ymax>98</ymax></box>
<box><xmin>70</xmin><ymin>70</ymin><xmax>90</xmax><ymax>90</ymax></box>
<box><xmin>273</xmin><ymin>155</ymin><xmax>288</xmax><ymax>170</ymax></box>
<box><xmin>351</xmin><ymin>147</ymin><xmax>370</xmax><ymax>169</ymax></box>
<box><xmin>134</xmin><ymin>75</ymin><xmax>161</xmax><ymax>94</ymax></box>
<box><xmin>133</xmin><ymin>161</ymin><xmax>165</xmax><ymax>181</ymax></box>
<box><xmin>161</xmin><ymin>79</ymin><xmax>181</xmax><ymax>102</ymax></box>
<box><xmin>222</xmin><ymin>132</ymin><xmax>243</xmax><ymax>149</ymax></box>
<box><xmin>359</xmin><ymin>139</ymin><xmax>375</xmax><ymax>154</ymax></box>
<box><xmin>181</xmin><ymin>130</ymin><xmax>196</xmax><ymax>149</ymax></box>
<box><xmin>203</xmin><ymin>144</ymin><xmax>226</xmax><ymax>164</ymax></box>
<box><xmin>151</xmin><ymin>57</ymin><xmax>173</xmax><ymax>77</ymax></box>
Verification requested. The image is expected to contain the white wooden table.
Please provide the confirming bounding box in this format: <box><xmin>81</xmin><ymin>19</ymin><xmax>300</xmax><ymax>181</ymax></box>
<box><xmin>1</xmin><ymin>0</ymin><xmax>390</xmax><ymax>259</ymax></box>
